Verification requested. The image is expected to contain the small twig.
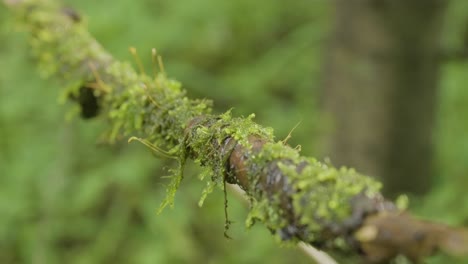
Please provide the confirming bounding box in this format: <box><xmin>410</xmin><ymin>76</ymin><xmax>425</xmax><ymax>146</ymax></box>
<box><xmin>128</xmin><ymin>136</ymin><xmax>177</xmax><ymax>160</ymax></box>
<box><xmin>298</xmin><ymin>242</ymin><xmax>338</xmax><ymax>264</ymax></box>
<box><xmin>281</xmin><ymin>120</ymin><xmax>302</xmax><ymax>145</ymax></box>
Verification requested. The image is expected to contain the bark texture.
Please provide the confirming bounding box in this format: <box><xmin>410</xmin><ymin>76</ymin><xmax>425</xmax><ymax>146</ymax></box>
<box><xmin>322</xmin><ymin>0</ymin><xmax>447</xmax><ymax>196</ymax></box>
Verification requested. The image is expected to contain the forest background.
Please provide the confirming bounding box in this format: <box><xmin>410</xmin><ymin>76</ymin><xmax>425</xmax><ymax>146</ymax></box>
<box><xmin>1</xmin><ymin>0</ymin><xmax>468</xmax><ymax>263</ymax></box>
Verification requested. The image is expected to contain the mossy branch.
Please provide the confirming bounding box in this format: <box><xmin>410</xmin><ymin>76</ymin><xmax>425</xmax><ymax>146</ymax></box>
<box><xmin>4</xmin><ymin>0</ymin><xmax>468</xmax><ymax>263</ymax></box>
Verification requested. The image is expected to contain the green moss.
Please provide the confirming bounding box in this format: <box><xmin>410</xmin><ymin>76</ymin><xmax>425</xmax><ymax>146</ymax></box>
<box><xmin>12</xmin><ymin>0</ymin><xmax>386</xmax><ymax>250</ymax></box>
<box><xmin>186</xmin><ymin>110</ymin><xmax>274</xmax><ymax>206</ymax></box>
<box><xmin>14</xmin><ymin>0</ymin><xmax>214</xmax><ymax>211</ymax></box>
<box><xmin>246</xmin><ymin>142</ymin><xmax>382</xmax><ymax>244</ymax></box>
<box><xmin>15</xmin><ymin>0</ymin><xmax>111</xmax><ymax>91</ymax></box>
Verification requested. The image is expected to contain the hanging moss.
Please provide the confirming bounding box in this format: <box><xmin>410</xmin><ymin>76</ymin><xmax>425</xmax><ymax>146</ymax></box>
<box><xmin>185</xmin><ymin>110</ymin><xmax>274</xmax><ymax>206</ymax></box>
<box><xmin>9</xmin><ymin>0</ymin><xmax>384</xmax><ymax>251</ymax></box>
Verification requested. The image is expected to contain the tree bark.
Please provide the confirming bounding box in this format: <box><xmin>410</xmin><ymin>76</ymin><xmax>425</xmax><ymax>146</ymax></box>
<box><xmin>321</xmin><ymin>0</ymin><xmax>447</xmax><ymax>196</ymax></box>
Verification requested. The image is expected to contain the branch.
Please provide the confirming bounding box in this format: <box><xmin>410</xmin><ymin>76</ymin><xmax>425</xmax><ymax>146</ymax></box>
<box><xmin>4</xmin><ymin>0</ymin><xmax>468</xmax><ymax>263</ymax></box>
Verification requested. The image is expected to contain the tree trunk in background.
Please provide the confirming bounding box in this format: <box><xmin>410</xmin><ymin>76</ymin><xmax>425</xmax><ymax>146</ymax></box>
<box><xmin>321</xmin><ymin>0</ymin><xmax>447</xmax><ymax>197</ymax></box>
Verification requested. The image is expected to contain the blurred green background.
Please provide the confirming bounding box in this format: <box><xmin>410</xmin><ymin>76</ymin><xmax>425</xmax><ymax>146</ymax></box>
<box><xmin>1</xmin><ymin>0</ymin><xmax>468</xmax><ymax>263</ymax></box>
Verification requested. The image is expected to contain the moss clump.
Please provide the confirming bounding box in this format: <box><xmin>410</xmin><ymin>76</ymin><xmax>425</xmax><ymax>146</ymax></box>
<box><xmin>185</xmin><ymin>110</ymin><xmax>274</xmax><ymax>206</ymax></box>
<box><xmin>246</xmin><ymin>142</ymin><xmax>382</xmax><ymax>246</ymax></box>
<box><xmin>99</xmin><ymin>62</ymin><xmax>213</xmax><ymax>212</ymax></box>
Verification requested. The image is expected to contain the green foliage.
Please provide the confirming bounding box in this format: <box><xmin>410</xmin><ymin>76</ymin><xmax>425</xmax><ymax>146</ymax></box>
<box><xmin>413</xmin><ymin>0</ymin><xmax>468</xmax><ymax>228</ymax></box>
